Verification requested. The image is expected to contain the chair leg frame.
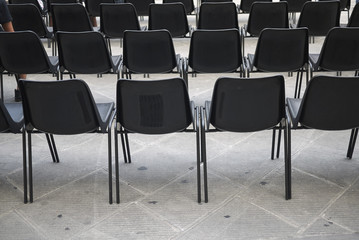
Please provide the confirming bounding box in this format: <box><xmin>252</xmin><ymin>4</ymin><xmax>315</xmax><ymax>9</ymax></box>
<box><xmin>347</xmin><ymin>128</ymin><xmax>358</xmax><ymax>159</ymax></box>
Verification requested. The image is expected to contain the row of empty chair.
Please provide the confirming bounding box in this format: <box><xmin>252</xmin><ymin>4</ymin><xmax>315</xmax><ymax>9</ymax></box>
<box><xmin>2</xmin><ymin>74</ymin><xmax>359</xmax><ymax>205</ymax></box>
<box><xmin>1</xmin><ymin>26</ymin><xmax>359</xmax><ymax>100</ymax></box>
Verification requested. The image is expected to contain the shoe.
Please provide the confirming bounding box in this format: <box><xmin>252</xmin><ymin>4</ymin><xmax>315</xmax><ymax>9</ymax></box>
<box><xmin>14</xmin><ymin>89</ymin><xmax>22</xmax><ymax>102</ymax></box>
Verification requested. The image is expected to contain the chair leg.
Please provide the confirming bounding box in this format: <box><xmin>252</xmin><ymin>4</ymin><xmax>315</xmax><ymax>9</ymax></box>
<box><xmin>195</xmin><ymin>107</ymin><xmax>201</xmax><ymax>203</ymax></box>
<box><xmin>276</xmin><ymin>123</ymin><xmax>282</xmax><ymax>159</ymax></box>
<box><xmin>0</xmin><ymin>73</ymin><xmax>3</xmax><ymax>102</ymax></box>
<box><xmin>124</xmin><ymin>130</ymin><xmax>131</xmax><ymax>164</ymax></box>
<box><xmin>28</xmin><ymin>132</ymin><xmax>33</xmax><ymax>203</ymax></box>
<box><xmin>284</xmin><ymin>119</ymin><xmax>291</xmax><ymax>200</ymax></box>
<box><xmin>22</xmin><ymin>130</ymin><xmax>28</xmax><ymax>203</ymax></box>
<box><xmin>45</xmin><ymin>133</ymin><xmax>59</xmax><ymax>163</ymax></box>
<box><xmin>114</xmin><ymin>123</ymin><xmax>120</xmax><ymax>203</ymax></box>
<box><xmin>201</xmin><ymin>107</ymin><xmax>208</xmax><ymax>203</ymax></box>
<box><xmin>271</xmin><ymin>129</ymin><xmax>276</xmax><ymax>160</ymax></box>
<box><xmin>347</xmin><ymin>128</ymin><xmax>358</xmax><ymax>159</ymax></box>
<box><xmin>108</xmin><ymin>124</ymin><xmax>113</xmax><ymax>204</ymax></box>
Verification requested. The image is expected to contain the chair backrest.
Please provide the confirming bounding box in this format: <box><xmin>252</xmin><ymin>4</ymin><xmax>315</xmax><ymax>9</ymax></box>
<box><xmin>239</xmin><ymin>0</ymin><xmax>272</xmax><ymax>13</ymax></box>
<box><xmin>297</xmin><ymin>75</ymin><xmax>359</xmax><ymax>130</ymax></box>
<box><xmin>280</xmin><ymin>0</ymin><xmax>309</xmax><ymax>13</ymax></box>
<box><xmin>148</xmin><ymin>3</ymin><xmax>189</xmax><ymax>37</ymax></box>
<box><xmin>197</xmin><ymin>2</ymin><xmax>238</xmax><ymax>29</ymax></box>
<box><xmin>0</xmin><ymin>102</ymin><xmax>23</xmax><ymax>133</ymax></box>
<box><xmin>9</xmin><ymin>0</ymin><xmax>46</xmax><ymax>15</ymax></box>
<box><xmin>116</xmin><ymin>78</ymin><xmax>192</xmax><ymax>134</ymax></box>
<box><xmin>209</xmin><ymin>75</ymin><xmax>285</xmax><ymax>132</ymax></box>
<box><xmin>253</xmin><ymin>28</ymin><xmax>308</xmax><ymax>72</ymax></box>
<box><xmin>316</xmin><ymin>27</ymin><xmax>359</xmax><ymax>71</ymax></box>
<box><xmin>188</xmin><ymin>29</ymin><xmax>242</xmax><ymax>73</ymax></box>
<box><xmin>56</xmin><ymin>31</ymin><xmax>114</xmax><ymax>74</ymax></box>
<box><xmin>100</xmin><ymin>3</ymin><xmax>141</xmax><ymax>38</ymax></box>
<box><xmin>51</xmin><ymin>3</ymin><xmax>94</xmax><ymax>33</ymax></box>
<box><xmin>47</xmin><ymin>0</ymin><xmax>77</xmax><ymax>14</ymax></box>
<box><xmin>318</xmin><ymin>0</ymin><xmax>350</xmax><ymax>11</ymax></box>
<box><xmin>124</xmin><ymin>0</ymin><xmax>154</xmax><ymax>16</ymax></box>
<box><xmin>297</xmin><ymin>1</ymin><xmax>340</xmax><ymax>36</ymax></box>
<box><xmin>84</xmin><ymin>0</ymin><xmax>113</xmax><ymax>17</ymax></box>
<box><xmin>123</xmin><ymin>30</ymin><xmax>177</xmax><ymax>74</ymax></box>
<box><xmin>0</xmin><ymin>31</ymin><xmax>54</xmax><ymax>74</ymax></box>
<box><xmin>348</xmin><ymin>2</ymin><xmax>359</xmax><ymax>27</ymax></box>
<box><xmin>163</xmin><ymin>0</ymin><xmax>194</xmax><ymax>14</ymax></box>
<box><xmin>8</xmin><ymin>4</ymin><xmax>50</xmax><ymax>38</ymax></box>
<box><xmin>19</xmin><ymin>79</ymin><xmax>103</xmax><ymax>134</ymax></box>
<box><xmin>0</xmin><ymin>102</ymin><xmax>11</xmax><ymax>133</ymax></box>
<box><xmin>246</xmin><ymin>2</ymin><xmax>289</xmax><ymax>37</ymax></box>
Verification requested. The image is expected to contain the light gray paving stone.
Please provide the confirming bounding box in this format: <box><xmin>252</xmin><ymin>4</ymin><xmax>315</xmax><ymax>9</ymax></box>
<box><xmin>303</xmin><ymin>217</ymin><xmax>353</xmax><ymax>236</ymax></box>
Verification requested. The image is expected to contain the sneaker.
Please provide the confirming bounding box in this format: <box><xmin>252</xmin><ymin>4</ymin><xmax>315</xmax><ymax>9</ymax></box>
<box><xmin>14</xmin><ymin>89</ymin><xmax>22</xmax><ymax>102</ymax></box>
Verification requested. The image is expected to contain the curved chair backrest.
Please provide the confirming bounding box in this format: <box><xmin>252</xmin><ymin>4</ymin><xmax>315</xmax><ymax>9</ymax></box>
<box><xmin>0</xmin><ymin>102</ymin><xmax>23</xmax><ymax>133</ymax></box>
<box><xmin>316</xmin><ymin>27</ymin><xmax>359</xmax><ymax>71</ymax></box>
<box><xmin>297</xmin><ymin>1</ymin><xmax>340</xmax><ymax>36</ymax></box>
<box><xmin>9</xmin><ymin>0</ymin><xmax>46</xmax><ymax>15</ymax></box>
<box><xmin>0</xmin><ymin>31</ymin><xmax>54</xmax><ymax>74</ymax></box>
<box><xmin>297</xmin><ymin>76</ymin><xmax>359</xmax><ymax>130</ymax></box>
<box><xmin>84</xmin><ymin>0</ymin><xmax>113</xmax><ymax>17</ymax></box>
<box><xmin>318</xmin><ymin>0</ymin><xmax>350</xmax><ymax>11</ymax></box>
<box><xmin>51</xmin><ymin>3</ymin><xmax>93</xmax><ymax>33</ymax></box>
<box><xmin>148</xmin><ymin>3</ymin><xmax>189</xmax><ymax>37</ymax></box>
<box><xmin>197</xmin><ymin>2</ymin><xmax>238</xmax><ymax>30</ymax></box>
<box><xmin>47</xmin><ymin>0</ymin><xmax>77</xmax><ymax>14</ymax></box>
<box><xmin>8</xmin><ymin>4</ymin><xmax>51</xmax><ymax>38</ymax></box>
<box><xmin>124</xmin><ymin>0</ymin><xmax>154</xmax><ymax>16</ymax></box>
<box><xmin>100</xmin><ymin>3</ymin><xmax>141</xmax><ymax>38</ymax></box>
<box><xmin>280</xmin><ymin>0</ymin><xmax>309</xmax><ymax>12</ymax></box>
<box><xmin>246</xmin><ymin>2</ymin><xmax>289</xmax><ymax>37</ymax></box>
<box><xmin>239</xmin><ymin>0</ymin><xmax>272</xmax><ymax>13</ymax></box>
<box><xmin>163</xmin><ymin>0</ymin><xmax>194</xmax><ymax>14</ymax></box>
<box><xmin>19</xmin><ymin>79</ymin><xmax>104</xmax><ymax>134</ymax></box>
<box><xmin>348</xmin><ymin>3</ymin><xmax>359</xmax><ymax>27</ymax></box>
<box><xmin>116</xmin><ymin>78</ymin><xmax>192</xmax><ymax>134</ymax></box>
<box><xmin>189</xmin><ymin>29</ymin><xmax>242</xmax><ymax>73</ymax></box>
<box><xmin>56</xmin><ymin>31</ymin><xmax>114</xmax><ymax>74</ymax></box>
<box><xmin>123</xmin><ymin>30</ymin><xmax>177</xmax><ymax>73</ymax></box>
<box><xmin>209</xmin><ymin>75</ymin><xmax>285</xmax><ymax>132</ymax></box>
<box><xmin>253</xmin><ymin>28</ymin><xmax>309</xmax><ymax>72</ymax></box>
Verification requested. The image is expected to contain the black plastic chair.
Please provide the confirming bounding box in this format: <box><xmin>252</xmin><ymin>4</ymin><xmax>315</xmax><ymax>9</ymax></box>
<box><xmin>201</xmin><ymin>75</ymin><xmax>291</xmax><ymax>202</ymax></box>
<box><xmin>8</xmin><ymin>4</ymin><xmax>55</xmax><ymax>55</ymax></box>
<box><xmin>100</xmin><ymin>3</ymin><xmax>143</xmax><ymax>51</ymax></box>
<box><xmin>184</xmin><ymin>29</ymin><xmax>244</xmax><ymax>88</ymax></box>
<box><xmin>163</xmin><ymin>0</ymin><xmax>195</xmax><ymax>15</ymax></box>
<box><xmin>19</xmin><ymin>79</ymin><xmax>115</xmax><ymax>204</ymax></box>
<box><xmin>238</xmin><ymin>0</ymin><xmax>272</xmax><ymax>13</ymax></box>
<box><xmin>295</xmin><ymin>1</ymin><xmax>340</xmax><ymax>41</ymax></box>
<box><xmin>0</xmin><ymin>101</ymin><xmax>23</xmax><ymax>134</ymax></box>
<box><xmin>241</xmin><ymin>1</ymin><xmax>289</xmax><ymax>55</ymax></box>
<box><xmin>56</xmin><ymin>31</ymin><xmax>121</xmax><ymax>80</ymax></box>
<box><xmin>286</xmin><ymin>75</ymin><xmax>359</xmax><ymax>187</ymax></box>
<box><xmin>124</xmin><ymin>0</ymin><xmax>154</xmax><ymax>16</ymax></box>
<box><xmin>308</xmin><ymin>27</ymin><xmax>359</xmax><ymax>79</ymax></box>
<box><xmin>114</xmin><ymin>78</ymin><xmax>201</xmax><ymax>203</ymax></box>
<box><xmin>148</xmin><ymin>3</ymin><xmax>190</xmax><ymax>38</ymax></box>
<box><xmin>197</xmin><ymin>2</ymin><xmax>238</xmax><ymax>30</ymax></box>
<box><xmin>0</xmin><ymin>31</ymin><xmax>59</xmax><ymax>99</ymax></box>
<box><xmin>9</xmin><ymin>0</ymin><xmax>47</xmax><ymax>18</ymax></box>
<box><xmin>51</xmin><ymin>3</ymin><xmax>95</xmax><ymax>33</ymax></box>
<box><xmin>347</xmin><ymin>3</ymin><xmax>359</xmax><ymax>27</ymax></box>
<box><xmin>121</xmin><ymin>30</ymin><xmax>183</xmax><ymax>80</ymax></box>
<box><xmin>246</xmin><ymin>28</ymin><xmax>309</xmax><ymax>99</ymax></box>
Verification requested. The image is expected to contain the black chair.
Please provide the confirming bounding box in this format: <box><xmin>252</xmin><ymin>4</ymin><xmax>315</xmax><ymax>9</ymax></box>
<box><xmin>124</xmin><ymin>0</ymin><xmax>154</xmax><ymax>16</ymax></box>
<box><xmin>114</xmin><ymin>77</ymin><xmax>201</xmax><ymax>203</ymax></box>
<box><xmin>245</xmin><ymin>28</ymin><xmax>309</xmax><ymax>99</ymax></box>
<box><xmin>347</xmin><ymin>2</ymin><xmax>359</xmax><ymax>27</ymax></box>
<box><xmin>56</xmin><ymin>31</ymin><xmax>121</xmax><ymax>80</ymax></box>
<box><xmin>197</xmin><ymin>2</ymin><xmax>238</xmax><ymax>30</ymax></box>
<box><xmin>319</xmin><ymin>0</ymin><xmax>351</xmax><ymax>22</ymax></box>
<box><xmin>0</xmin><ymin>31</ymin><xmax>59</xmax><ymax>99</ymax></box>
<box><xmin>295</xmin><ymin>1</ymin><xmax>340</xmax><ymax>41</ymax></box>
<box><xmin>8</xmin><ymin>4</ymin><xmax>55</xmax><ymax>55</ymax></box>
<box><xmin>9</xmin><ymin>0</ymin><xmax>47</xmax><ymax>18</ymax></box>
<box><xmin>121</xmin><ymin>30</ymin><xmax>183</xmax><ymax>80</ymax></box>
<box><xmin>0</xmin><ymin>101</ymin><xmax>23</xmax><ymax>134</ymax></box>
<box><xmin>100</xmin><ymin>3</ymin><xmax>143</xmax><ymax>51</ymax></box>
<box><xmin>51</xmin><ymin>3</ymin><xmax>95</xmax><ymax>33</ymax></box>
<box><xmin>19</xmin><ymin>79</ymin><xmax>115</xmax><ymax>203</ymax></box>
<box><xmin>148</xmin><ymin>3</ymin><xmax>191</xmax><ymax>38</ymax></box>
<box><xmin>308</xmin><ymin>27</ymin><xmax>359</xmax><ymax>79</ymax></box>
<box><xmin>241</xmin><ymin>1</ymin><xmax>289</xmax><ymax>55</ymax></box>
<box><xmin>286</xmin><ymin>75</ymin><xmax>359</xmax><ymax>193</ymax></box>
<box><xmin>163</xmin><ymin>0</ymin><xmax>195</xmax><ymax>15</ymax></box>
<box><xmin>201</xmin><ymin>75</ymin><xmax>291</xmax><ymax>202</ymax></box>
<box><xmin>184</xmin><ymin>29</ymin><xmax>244</xmax><ymax>88</ymax></box>
<box><xmin>238</xmin><ymin>0</ymin><xmax>272</xmax><ymax>13</ymax></box>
